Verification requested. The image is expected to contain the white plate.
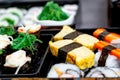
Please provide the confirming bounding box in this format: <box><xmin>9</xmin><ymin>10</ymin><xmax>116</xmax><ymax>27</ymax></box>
<box><xmin>34</xmin><ymin>8</ymin><xmax>76</xmax><ymax>26</ymax></box>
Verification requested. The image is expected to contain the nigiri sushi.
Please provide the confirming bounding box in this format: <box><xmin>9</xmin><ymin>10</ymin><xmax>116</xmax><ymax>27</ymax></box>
<box><xmin>93</xmin><ymin>28</ymin><xmax>120</xmax><ymax>44</ymax></box>
<box><xmin>54</xmin><ymin>25</ymin><xmax>99</xmax><ymax>50</ymax></box>
<box><xmin>49</xmin><ymin>40</ymin><xmax>95</xmax><ymax>69</ymax></box>
<box><xmin>94</xmin><ymin>41</ymin><xmax>120</xmax><ymax>67</ymax></box>
<box><xmin>17</xmin><ymin>24</ymin><xmax>41</xmax><ymax>34</ymax></box>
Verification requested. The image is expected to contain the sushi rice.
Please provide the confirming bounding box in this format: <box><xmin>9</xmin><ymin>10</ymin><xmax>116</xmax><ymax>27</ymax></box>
<box><xmin>95</xmin><ymin>50</ymin><xmax>120</xmax><ymax>68</ymax></box>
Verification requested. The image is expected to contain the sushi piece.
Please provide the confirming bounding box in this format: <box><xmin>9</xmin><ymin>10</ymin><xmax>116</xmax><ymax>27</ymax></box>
<box><xmin>47</xmin><ymin>63</ymin><xmax>84</xmax><ymax>78</ymax></box>
<box><xmin>4</xmin><ymin>50</ymin><xmax>31</xmax><ymax>74</ymax></box>
<box><xmin>0</xmin><ymin>13</ymin><xmax>19</xmax><ymax>26</ymax></box>
<box><xmin>0</xmin><ymin>21</ymin><xmax>9</xmax><ymax>27</ymax></box>
<box><xmin>17</xmin><ymin>24</ymin><xmax>41</xmax><ymax>34</ymax></box>
<box><xmin>86</xmin><ymin>67</ymin><xmax>119</xmax><ymax>77</ymax></box>
<box><xmin>95</xmin><ymin>50</ymin><xmax>120</xmax><ymax>67</ymax></box>
<box><xmin>93</xmin><ymin>28</ymin><xmax>120</xmax><ymax>44</ymax></box>
<box><xmin>7</xmin><ymin>7</ymin><xmax>24</xmax><ymax>19</ymax></box>
<box><xmin>0</xmin><ymin>8</ymin><xmax>6</xmax><ymax>15</ymax></box>
<box><xmin>94</xmin><ymin>41</ymin><xmax>120</xmax><ymax>59</ymax></box>
<box><xmin>54</xmin><ymin>25</ymin><xmax>99</xmax><ymax>50</ymax></box>
<box><xmin>49</xmin><ymin>40</ymin><xmax>95</xmax><ymax>69</ymax></box>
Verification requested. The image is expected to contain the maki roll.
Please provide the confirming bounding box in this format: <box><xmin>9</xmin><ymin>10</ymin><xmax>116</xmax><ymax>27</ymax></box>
<box><xmin>49</xmin><ymin>40</ymin><xmax>95</xmax><ymax>69</ymax></box>
<box><xmin>7</xmin><ymin>7</ymin><xmax>24</xmax><ymax>19</ymax></box>
<box><xmin>86</xmin><ymin>67</ymin><xmax>119</xmax><ymax>77</ymax></box>
<box><xmin>0</xmin><ymin>13</ymin><xmax>19</xmax><ymax>26</ymax></box>
<box><xmin>0</xmin><ymin>21</ymin><xmax>9</xmax><ymax>27</ymax></box>
<box><xmin>54</xmin><ymin>25</ymin><xmax>99</xmax><ymax>50</ymax></box>
<box><xmin>47</xmin><ymin>63</ymin><xmax>84</xmax><ymax>78</ymax></box>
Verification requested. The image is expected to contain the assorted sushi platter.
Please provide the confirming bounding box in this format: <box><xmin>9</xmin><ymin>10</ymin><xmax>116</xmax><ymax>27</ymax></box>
<box><xmin>40</xmin><ymin>25</ymin><xmax>120</xmax><ymax>78</ymax></box>
<box><xmin>1</xmin><ymin>0</ymin><xmax>120</xmax><ymax>79</ymax></box>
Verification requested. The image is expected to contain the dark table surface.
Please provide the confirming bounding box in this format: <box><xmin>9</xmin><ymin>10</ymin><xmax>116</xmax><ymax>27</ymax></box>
<box><xmin>76</xmin><ymin>0</ymin><xmax>109</xmax><ymax>29</ymax></box>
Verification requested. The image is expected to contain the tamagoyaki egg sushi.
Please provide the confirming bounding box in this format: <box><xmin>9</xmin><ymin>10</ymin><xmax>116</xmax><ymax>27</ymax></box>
<box><xmin>54</xmin><ymin>25</ymin><xmax>99</xmax><ymax>50</ymax></box>
<box><xmin>49</xmin><ymin>40</ymin><xmax>95</xmax><ymax>70</ymax></box>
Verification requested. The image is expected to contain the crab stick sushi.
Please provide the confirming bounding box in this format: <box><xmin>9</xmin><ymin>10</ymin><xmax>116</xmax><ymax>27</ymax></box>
<box><xmin>49</xmin><ymin>40</ymin><xmax>95</xmax><ymax>69</ymax></box>
<box><xmin>94</xmin><ymin>41</ymin><xmax>120</xmax><ymax>59</ymax></box>
<box><xmin>54</xmin><ymin>25</ymin><xmax>99</xmax><ymax>50</ymax></box>
<box><xmin>47</xmin><ymin>63</ymin><xmax>84</xmax><ymax>78</ymax></box>
<box><xmin>94</xmin><ymin>41</ymin><xmax>120</xmax><ymax>67</ymax></box>
<box><xmin>93</xmin><ymin>28</ymin><xmax>120</xmax><ymax>44</ymax></box>
<box><xmin>95</xmin><ymin>50</ymin><xmax>120</xmax><ymax>67</ymax></box>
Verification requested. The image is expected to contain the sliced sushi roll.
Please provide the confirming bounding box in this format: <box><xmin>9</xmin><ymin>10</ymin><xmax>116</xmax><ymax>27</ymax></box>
<box><xmin>0</xmin><ymin>21</ymin><xmax>9</xmax><ymax>27</ymax></box>
<box><xmin>0</xmin><ymin>13</ymin><xmax>19</xmax><ymax>26</ymax></box>
<box><xmin>93</xmin><ymin>28</ymin><xmax>120</xmax><ymax>44</ymax></box>
<box><xmin>47</xmin><ymin>63</ymin><xmax>84</xmax><ymax>78</ymax></box>
<box><xmin>49</xmin><ymin>40</ymin><xmax>95</xmax><ymax>69</ymax></box>
<box><xmin>0</xmin><ymin>8</ymin><xmax>6</xmax><ymax>15</ymax></box>
<box><xmin>7</xmin><ymin>7</ymin><xmax>24</xmax><ymax>19</ymax></box>
<box><xmin>86</xmin><ymin>67</ymin><xmax>119</xmax><ymax>77</ymax></box>
<box><xmin>94</xmin><ymin>41</ymin><xmax>120</xmax><ymax>67</ymax></box>
<box><xmin>54</xmin><ymin>25</ymin><xmax>99</xmax><ymax>50</ymax></box>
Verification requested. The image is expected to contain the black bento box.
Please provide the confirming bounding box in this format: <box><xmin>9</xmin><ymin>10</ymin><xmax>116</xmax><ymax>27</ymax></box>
<box><xmin>0</xmin><ymin>34</ymin><xmax>53</xmax><ymax>78</ymax></box>
<box><xmin>40</xmin><ymin>27</ymin><xmax>120</xmax><ymax>78</ymax></box>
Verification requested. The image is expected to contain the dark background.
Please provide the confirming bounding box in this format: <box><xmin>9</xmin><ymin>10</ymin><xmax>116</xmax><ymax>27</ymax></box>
<box><xmin>76</xmin><ymin>0</ymin><xmax>108</xmax><ymax>29</ymax></box>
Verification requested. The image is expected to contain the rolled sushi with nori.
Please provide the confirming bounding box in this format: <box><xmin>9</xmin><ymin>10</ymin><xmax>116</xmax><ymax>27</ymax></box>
<box><xmin>7</xmin><ymin>7</ymin><xmax>23</xmax><ymax>19</ymax></box>
<box><xmin>0</xmin><ymin>21</ymin><xmax>9</xmax><ymax>27</ymax></box>
<box><xmin>86</xmin><ymin>67</ymin><xmax>119</xmax><ymax>77</ymax></box>
<box><xmin>47</xmin><ymin>63</ymin><xmax>84</xmax><ymax>78</ymax></box>
<box><xmin>49</xmin><ymin>40</ymin><xmax>95</xmax><ymax>69</ymax></box>
<box><xmin>54</xmin><ymin>25</ymin><xmax>99</xmax><ymax>50</ymax></box>
<box><xmin>0</xmin><ymin>13</ymin><xmax>19</xmax><ymax>26</ymax></box>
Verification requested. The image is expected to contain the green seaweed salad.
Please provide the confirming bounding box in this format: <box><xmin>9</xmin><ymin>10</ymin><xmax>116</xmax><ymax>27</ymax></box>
<box><xmin>0</xmin><ymin>26</ymin><xmax>42</xmax><ymax>55</ymax></box>
<box><xmin>38</xmin><ymin>1</ymin><xmax>69</xmax><ymax>21</ymax></box>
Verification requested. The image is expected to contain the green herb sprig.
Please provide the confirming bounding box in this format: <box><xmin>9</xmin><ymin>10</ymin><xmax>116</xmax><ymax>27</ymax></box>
<box><xmin>10</xmin><ymin>32</ymin><xmax>42</xmax><ymax>54</ymax></box>
<box><xmin>0</xmin><ymin>26</ymin><xmax>15</xmax><ymax>36</ymax></box>
<box><xmin>38</xmin><ymin>1</ymin><xmax>69</xmax><ymax>21</ymax></box>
